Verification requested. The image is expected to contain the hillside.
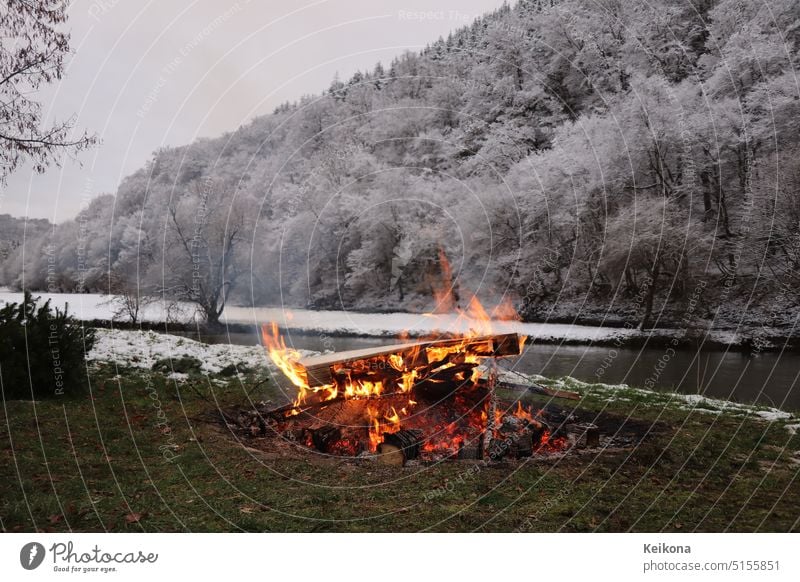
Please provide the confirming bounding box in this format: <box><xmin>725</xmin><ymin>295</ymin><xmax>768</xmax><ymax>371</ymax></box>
<box><xmin>3</xmin><ymin>0</ymin><xmax>799</xmax><ymax>330</ymax></box>
<box><xmin>0</xmin><ymin>214</ymin><xmax>51</xmax><ymax>278</ymax></box>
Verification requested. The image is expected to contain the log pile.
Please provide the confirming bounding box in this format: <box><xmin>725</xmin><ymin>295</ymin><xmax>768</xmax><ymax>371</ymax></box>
<box><xmin>228</xmin><ymin>331</ymin><xmax>589</xmax><ymax>462</ymax></box>
<box><xmin>298</xmin><ymin>333</ymin><xmax>523</xmax><ymax>389</ymax></box>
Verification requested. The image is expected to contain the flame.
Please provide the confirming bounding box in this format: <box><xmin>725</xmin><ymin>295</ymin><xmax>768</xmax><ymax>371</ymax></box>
<box><xmin>399</xmin><ymin>368</ymin><xmax>418</xmax><ymax>393</ymax></box>
<box><xmin>261</xmin><ymin>323</ymin><xmax>310</xmax><ymax>405</ymax></box>
<box><xmin>425</xmin><ymin>250</ymin><xmax>529</xmax><ymax>345</ymax></box>
<box><xmin>366</xmin><ymin>403</ymin><xmax>406</xmax><ymax>452</ymax></box>
<box><xmin>491</xmin><ymin>297</ymin><xmax>521</xmax><ymax>321</ymax></box>
<box><xmin>262</xmin><ymin>323</ymin><xmax>342</xmax><ymax>408</ymax></box>
<box><xmin>420</xmin><ymin>423</ymin><xmax>465</xmax><ymax>454</ymax></box>
<box><xmin>385</xmin><ymin>407</ymin><xmax>402</xmax><ymax>425</ymax></box>
<box><xmin>538</xmin><ymin>429</ymin><xmax>568</xmax><ymax>452</ymax></box>
<box><xmin>431</xmin><ymin>247</ymin><xmax>456</xmax><ymax>313</ymax></box>
<box><xmin>464</xmin><ymin>295</ymin><xmax>492</xmax><ymax>335</ymax></box>
<box><xmin>388</xmin><ymin>353</ymin><xmax>404</xmax><ymax>370</ymax></box>
<box><xmin>513</xmin><ymin>401</ymin><xmax>537</xmax><ymax>424</ymax></box>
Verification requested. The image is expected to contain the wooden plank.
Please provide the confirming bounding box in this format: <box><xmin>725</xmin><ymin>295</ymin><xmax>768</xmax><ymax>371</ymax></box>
<box><xmin>299</xmin><ymin>333</ymin><xmax>522</xmax><ymax>388</ymax></box>
<box><xmin>477</xmin><ymin>378</ymin><xmax>581</xmax><ymax>401</ymax></box>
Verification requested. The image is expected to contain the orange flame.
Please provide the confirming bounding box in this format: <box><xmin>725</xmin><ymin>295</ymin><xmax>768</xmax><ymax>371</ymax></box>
<box><xmin>432</xmin><ymin>247</ymin><xmax>456</xmax><ymax>313</ymax></box>
<box><xmin>513</xmin><ymin>401</ymin><xmax>537</xmax><ymax>424</ymax></box>
<box><xmin>366</xmin><ymin>403</ymin><xmax>406</xmax><ymax>452</ymax></box>
<box><xmin>491</xmin><ymin>297</ymin><xmax>521</xmax><ymax>321</ymax></box>
<box><xmin>261</xmin><ymin>323</ymin><xmax>310</xmax><ymax>405</ymax></box>
<box><xmin>426</xmin><ymin>250</ymin><xmax>526</xmax><ymax>342</ymax></box>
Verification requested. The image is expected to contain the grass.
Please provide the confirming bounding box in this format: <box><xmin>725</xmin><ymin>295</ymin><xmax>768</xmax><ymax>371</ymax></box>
<box><xmin>1</xmin><ymin>362</ymin><xmax>799</xmax><ymax>532</ymax></box>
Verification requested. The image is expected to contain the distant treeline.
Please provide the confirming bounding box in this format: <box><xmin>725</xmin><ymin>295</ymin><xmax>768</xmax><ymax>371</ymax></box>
<box><xmin>2</xmin><ymin>0</ymin><xmax>799</xmax><ymax>329</ymax></box>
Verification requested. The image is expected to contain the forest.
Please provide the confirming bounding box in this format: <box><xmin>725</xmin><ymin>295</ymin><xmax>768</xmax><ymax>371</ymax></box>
<box><xmin>2</xmin><ymin>0</ymin><xmax>799</xmax><ymax>329</ymax></box>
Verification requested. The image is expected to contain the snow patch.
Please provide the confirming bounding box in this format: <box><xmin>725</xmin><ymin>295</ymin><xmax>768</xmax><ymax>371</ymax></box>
<box><xmin>513</xmin><ymin>373</ymin><xmax>797</xmax><ymax>427</ymax></box>
<box><xmin>86</xmin><ymin>329</ymin><xmax>298</xmax><ymax>374</ymax></box>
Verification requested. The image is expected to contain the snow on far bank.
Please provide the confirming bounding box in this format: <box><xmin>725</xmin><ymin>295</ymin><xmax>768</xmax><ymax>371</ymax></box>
<box><xmin>0</xmin><ymin>289</ymin><xmax>197</xmax><ymax>323</ymax></box>
<box><xmin>86</xmin><ymin>329</ymin><xmax>279</xmax><ymax>374</ymax></box>
<box><xmin>222</xmin><ymin>305</ymin><xmax>642</xmax><ymax>343</ymax></box>
<box><xmin>0</xmin><ymin>289</ymin><xmax>758</xmax><ymax>345</ymax></box>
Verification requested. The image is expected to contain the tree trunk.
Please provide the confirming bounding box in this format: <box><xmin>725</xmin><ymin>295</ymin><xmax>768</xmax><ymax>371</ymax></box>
<box><xmin>203</xmin><ymin>301</ymin><xmax>222</xmax><ymax>326</ymax></box>
<box><xmin>700</xmin><ymin>171</ymin><xmax>713</xmax><ymax>222</ymax></box>
<box><xmin>638</xmin><ymin>265</ymin><xmax>660</xmax><ymax>330</ymax></box>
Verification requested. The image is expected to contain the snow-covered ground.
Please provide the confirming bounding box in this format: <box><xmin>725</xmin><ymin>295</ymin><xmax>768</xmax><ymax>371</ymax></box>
<box><xmin>86</xmin><ymin>328</ymin><xmax>277</xmax><ymax>374</ymax></box>
<box><xmin>0</xmin><ymin>288</ymin><xmax>744</xmax><ymax>345</ymax></box>
<box><xmin>224</xmin><ymin>305</ymin><xmax>645</xmax><ymax>343</ymax></box>
<box><xmin>0</xmin><ymin>289</ymin><xmax>198</xmax><ymax>322</ymax></box>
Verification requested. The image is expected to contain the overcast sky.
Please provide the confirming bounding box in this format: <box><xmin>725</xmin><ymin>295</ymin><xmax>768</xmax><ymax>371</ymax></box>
<box><xmin>1</xmin><ymin>0</ymin><xmax>508</xmax><ymax>222</ymax></box>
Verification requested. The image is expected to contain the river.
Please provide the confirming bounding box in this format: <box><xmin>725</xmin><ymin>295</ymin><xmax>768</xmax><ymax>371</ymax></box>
<box><xmin>177</xmin><ymin>329</ymin><xmax>800</xmax><ymax>411</ymax></box>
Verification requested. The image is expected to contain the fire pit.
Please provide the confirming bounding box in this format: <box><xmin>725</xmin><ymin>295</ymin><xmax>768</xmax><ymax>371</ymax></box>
<box><xmin>219</xmin><ymin>277</ymin><xmax>657</xmax><ymax>465</ymax></box>
<box><xmin>220</xmin><ymin>301</ymin><xmax>659</xmax><ymax>465</ymax></box>
<box><xmin>251</xmin><ymin>315</ymin><xmax>582</xmax><ymax>465</ymax></box>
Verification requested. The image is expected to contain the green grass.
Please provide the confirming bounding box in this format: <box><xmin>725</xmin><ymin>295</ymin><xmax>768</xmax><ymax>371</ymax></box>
<box><xmin>1</xmin><ymin>363</ymin><xmax>798</xmax><ymax>532</ymax></box>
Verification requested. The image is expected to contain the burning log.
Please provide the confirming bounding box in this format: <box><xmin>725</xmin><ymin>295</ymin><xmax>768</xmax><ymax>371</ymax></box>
<box><xmin>298</xmin><ymin>333</ymin><xmax>522</xmax><ymax>388</ymax></box>
<box><xmin>260</xmin><ymin>319</ymin><xmax>577</xmax><ymax>460</ymax></box>
<box><xmin>528</xmin><ymin>425</ymin><xmax>546</xmax><ymax>450</ymax></box>
<box><xmin>427</xmin><ymin>362</ymin><xmax>479</xmax><ymax>381</ymax></box>
<box><xmin>413</xmin><ymin>378</ymin><xmax>466</xmax><ymax>401</ymax></box>
<box><xmin>377</xmin><ymin>429</ymin><xmax>423</xmax><ymax>466</ymax></box>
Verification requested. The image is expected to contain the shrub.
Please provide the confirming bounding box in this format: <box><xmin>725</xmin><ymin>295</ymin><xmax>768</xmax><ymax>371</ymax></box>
<box><xmin>0</xmin><ymin>291</ymin><xmax>95</xmax><ymax>400</ymax></box>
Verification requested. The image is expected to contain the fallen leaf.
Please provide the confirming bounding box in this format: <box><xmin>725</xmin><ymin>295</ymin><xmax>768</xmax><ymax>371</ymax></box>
<box><xmin>48</xmin><ymin>514</ymin><xmax>63</xmax><ymax>524</ymax></box>
<box><xmin>125</xmin><ymin>512</ymin><xmax>144</xmax><ymax>524</ymax></box>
